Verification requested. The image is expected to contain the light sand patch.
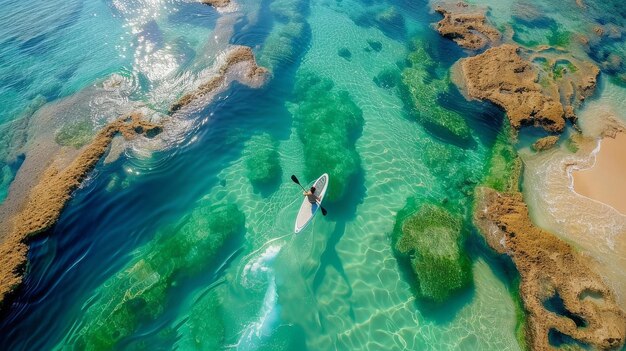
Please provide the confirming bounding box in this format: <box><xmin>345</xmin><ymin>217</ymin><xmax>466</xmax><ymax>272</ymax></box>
<box><xmin>573</xmin><ymin>132</ymin><xmax>626</xmax><ymax>215</ymax></box>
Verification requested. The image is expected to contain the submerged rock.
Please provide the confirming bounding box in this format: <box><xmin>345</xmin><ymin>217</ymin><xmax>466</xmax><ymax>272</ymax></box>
<box><xmin>373</xmin><ymin>67</ymin><xmax>400</xmax><ymax>89</ymax></box>
<box><xmin>291</xmin><ymin>71</ymin><xmax>363</xmax><ymax>203</ymax></box>
<box><xmin>337</xmin><ymin>47</ymin><xmax>352</xmax><ymax>61</ymax></box>
<box><xmin>391</xmin><ymin>200</ymin><xmax>472</xmax><ymax>303</ymax></box>
<box><xmin>260</xmin><ymin>0</ymin><xmax>310</xmax><ymax>73</ymax></box>
<box><xmin>366</xmin><ymin>39</ymin><xmax>382</xmax><ymax>52</ymax></box>
<box><xmin>73</xmin><ymin>202</ymin><xmax>245</xmax><ymax>349</ymax></box>
<box><xmin>245</xmin><ymin>133</ymin><xmax>282</xmax><ymax>190</ymax></box>
<box><xmin>481</xmin><ymin>124</ymin><xmax>521</xmax><ymax>193</ymax></box>
<box><xmin>188</xmin><ymin>287</ymin><xmax>226</xmax><ymax>349</ymax></box>
<box><xmin>401</xmin><ymin>39</ymin><xmax>472</xmax><ymax>145</ymax></box>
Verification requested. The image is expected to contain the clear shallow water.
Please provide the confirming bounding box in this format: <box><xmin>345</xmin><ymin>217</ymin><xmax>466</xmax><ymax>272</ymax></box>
<box><xmin>1</xmin><ymin>0</ymin><xmax>623</xmax><ymax>349</ymax></box>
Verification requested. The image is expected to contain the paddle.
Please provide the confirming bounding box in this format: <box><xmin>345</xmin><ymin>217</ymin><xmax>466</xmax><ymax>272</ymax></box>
<box><xmin>291</xmin><ymin>175</ymin><xmax>328</xmax><ymax>216</ymax></box>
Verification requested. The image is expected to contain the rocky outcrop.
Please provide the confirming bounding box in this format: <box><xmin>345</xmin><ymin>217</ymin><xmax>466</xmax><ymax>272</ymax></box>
<box><xmin>200</xmin><ymin>0</ymin><xmax>230</xmax><ymax>8</ymax></box>
<box><xmin>474</xmin><ymin>187</ymin><xmax>626</xmax><ymax>350</ymax></box>
<box><xmin>435</xmin><ymin>6</ymin><xmax>500</xmax><ymax>50</ymax></box>
<box><xmin>169</xmin><ymin>46</ymin><xmax>268</xmax><ymax>114</ymax></box>
<box><xmin>0</xmin><ymin>113</ymin><xmax>162</xmax><ymax>309</ymax></box>
<box><xmin>460</xmin><ymin>45</ymin><xmax>567</xmax><ymax>132</ymax></box>
<box><xmin>532</xmin><ymin>135</ymin><xmax>559</xmax><ymax>152</ymax></box>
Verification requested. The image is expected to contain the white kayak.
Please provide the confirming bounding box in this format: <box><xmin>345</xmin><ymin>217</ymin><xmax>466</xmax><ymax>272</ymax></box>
<box><xmin>294</xmin><ymin>173</ymin><xmax>329</xmax><ymax>233</ymax></box>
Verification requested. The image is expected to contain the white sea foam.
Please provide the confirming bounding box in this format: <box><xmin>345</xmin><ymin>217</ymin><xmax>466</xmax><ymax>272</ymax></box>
<box><xmin>233</xmin><ymin>245</ymin><xmax>283</xmax><ymax>350</ymax></box>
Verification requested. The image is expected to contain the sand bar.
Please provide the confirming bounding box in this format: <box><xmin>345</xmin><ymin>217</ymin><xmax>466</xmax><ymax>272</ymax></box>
<box><xmin>573</xmin><ymin>132</ymin><xmax>626</xmax><ymax>215</ymax></box>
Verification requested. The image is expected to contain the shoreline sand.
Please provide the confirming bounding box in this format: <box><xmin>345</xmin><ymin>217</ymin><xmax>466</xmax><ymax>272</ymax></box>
<box><xmin>573</xmin><ymin>132</ymin><xmax>626</xmax><ymax>215</ymax></box>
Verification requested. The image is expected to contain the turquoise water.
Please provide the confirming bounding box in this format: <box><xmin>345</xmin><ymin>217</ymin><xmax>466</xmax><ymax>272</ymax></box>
<box><xmin>0</xmin><ymin>0</ymin><xmax>624</xmax><ymax>349</ymax></box>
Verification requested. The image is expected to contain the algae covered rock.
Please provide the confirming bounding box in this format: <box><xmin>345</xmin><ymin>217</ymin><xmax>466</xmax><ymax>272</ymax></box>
<box><xmin>291</xmin><ymin>71</ymin><xmax>364</xmax><ymax>203</ymax></box>
<box><xmin>188</xmin><ymin>288</ymin><xmax>226</xmax><ymax>350</ymax></box>
<box><xmin>245</xmin><ymin>133</ymin><xmax>282</xmax><ymax>190</ymax></box>
<box><xmin>73</xmin><ymin>202</ymin><xmax>245</xmax><ymax>349</ymax></box>
<box><xmin>373</xmin><ymin>67</ymin><xmax>401</xmax><ymax>89</ymax></box>
<box><xmin>337</xmin><ymin>47</ymin><xmax>352</xmax><ymax>61</ymax></box>
<box><xmin>482</xmin><ymin>124</ymin><xmax>521</xmax><ymax>192</ymax></box>
<box><xmin>260</xmin><ymin>20</ymin><xmax>309</xmax><ymax>72</ymax></box>
<box><xmin>401</xmin><ymin>39</ymin><xmax>472</xmax><ymax>145</ymax></box>
<box><xmin>392</xmin><ymin>200</ymin><xmax>472</xmax><ymax>303</ymax></box>
<box><xmin>260</xmin><ymin>0</ymin><xmax>310</xmax><ymax>72</ymax></box>
<box><xmin>55</xmin><ymin>120</ymin><xmax>94</xmax><ymax>148</ymax></box>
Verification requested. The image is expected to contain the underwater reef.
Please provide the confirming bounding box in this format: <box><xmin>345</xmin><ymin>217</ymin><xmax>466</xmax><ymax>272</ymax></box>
<box><xmin>290</xmin><ymin>71</ymin><xmax>364</xmax><ymax>203</ymax></box>
<box><xmin>71</xmin><ymin>202</ymin><xmax>245</xmax><ymax>349</ymax></box>
<box><xmin>401</xmin><ymin>38</ymin><xmax>472</xmax><ymax>145</ymax></box>
<box><xmin>245</xmin><ymin>133</ymin><xmax>282</xmax><ymax>190</ymax></box>
<box><xmin>391</xmin><ymin>200</ymin><xmax>472</xmax><ymax>303</ymax></box>
<box><xmin>259</xmin><ymin>0</ymin><xmax>310</xmax><ymax>73</ymax></box>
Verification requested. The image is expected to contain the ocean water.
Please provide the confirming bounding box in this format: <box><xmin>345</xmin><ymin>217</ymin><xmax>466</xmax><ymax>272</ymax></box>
<box><xmin>0</xmin><ymin>0</ymin><xmax>624</xmax><ymax>349</ymax></box>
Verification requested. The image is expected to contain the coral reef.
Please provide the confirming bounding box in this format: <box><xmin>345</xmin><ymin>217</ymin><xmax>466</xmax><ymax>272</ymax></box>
<box><xmin>391</xmin><ymin>199</ymin><xmax>472</xmax><ymax>303</ymax></box>
<box><xmin>402</xmin><ymin>39</ymin><xmax>472</xmax><ymax>144</ymax></box>
<box><xmin>474</xmin><ymin>187</ymin><xmax>626</xmax><ymax>350</ymax></box>
<box><xmin>73</xmin><ymin>202</ymin><xmax>245</xmax><ymax>349</ymax></box>
<box><xmin>0</xmin><ymin>113</ymin><xmax>162</xmax><ymax>309</ymax></box>
<box><xmin>245</xmin><ymin>133</ymin><xmax>282</xmax><ymax>190</ymax></box>
<box><xmin>291</xmin><ymin>71</ymin><xmax>363</xmax><ymax>203</ymax></box>
<box><xmin>435</xmin><ymin>6</ymin><xmax>500</xmax><ymax>50</ymax></box>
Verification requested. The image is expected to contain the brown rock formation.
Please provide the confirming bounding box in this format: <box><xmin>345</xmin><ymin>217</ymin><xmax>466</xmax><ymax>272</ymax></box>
<box><xmin>435</xmin><ymin>6</ymin><xmax>500</xmax><ymax>50</ymax></box>
<box><xmin>474</xmin><ymin>187</ymin><xmax>626</xmax><ymax>350</ymax></box>
<box><xmin>532</xmin><ymin>135</ymin><xmax>559</xmax><ymax>152</ymax></box>
<box><xmin>0</xmin><ymin>113</ymin><xmax>162</xmax><ymax>308</ymax></box>
<box><xmin>200</xmin><ymin>0</ymin><xmax>230</xmax><ymax>8</ymax></box>
<box><xmin>169</xmin><ymin>46</ymin><xmax>268</xmax><ymax>114</ymax></box>
<box><xmin>460</xmin><ymin>45</ymin><xmax>567</xmax><ymax>132</ymax></box>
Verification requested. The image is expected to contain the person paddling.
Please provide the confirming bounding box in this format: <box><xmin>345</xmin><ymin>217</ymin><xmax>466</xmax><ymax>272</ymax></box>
<box><xmin>303</xmin><ymin>186</ymin><xmax>320</xmax><ymax>204</ymax></box>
